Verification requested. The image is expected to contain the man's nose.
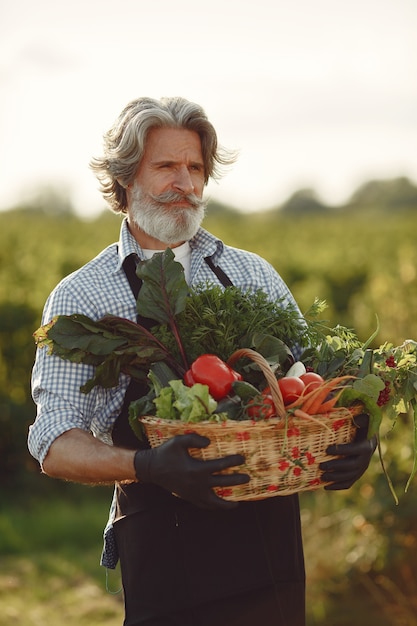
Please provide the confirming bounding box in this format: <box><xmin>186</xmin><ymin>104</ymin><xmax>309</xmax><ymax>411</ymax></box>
<box><xmin>172</xmin><ymin>165</ymin><xmax>194</xmax><ymax>194</ymax></box>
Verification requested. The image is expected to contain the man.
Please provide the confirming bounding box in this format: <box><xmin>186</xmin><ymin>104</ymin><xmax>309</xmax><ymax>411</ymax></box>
<box><xmin>28</xmin><ymin>97</ymin><xmax>375</xmax><ymax>626</ymax></box>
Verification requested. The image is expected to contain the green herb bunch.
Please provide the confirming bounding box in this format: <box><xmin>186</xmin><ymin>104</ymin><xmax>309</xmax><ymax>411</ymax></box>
<box><xmin>152</xmin><ymin>283</ymin><xmax>307</xmax><ymax>365</ymax></box>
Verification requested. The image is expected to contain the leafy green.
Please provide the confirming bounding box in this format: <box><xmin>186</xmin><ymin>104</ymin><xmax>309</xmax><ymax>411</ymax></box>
<box><xmin>353</xmin><ymin>373</ymin><xmax>385</xmax><ymax>400</ymax></box>
<box><xmin>135</xmin><ymin>249</ymin><xmax>189</xmax><ymax>369</ymax></box>
<box><xmin>35</xmin><ymin>315</ymin><xmax>127</xmax><ymax>364</ymax></box>
<box><xmin>34</xmin><ymin>314</ymin><xmax>178</xmax><ymax>392</ymax></box>
<box><xmin>128</xmin><ymin>393</ymin><xmax>155</xmax><ymax>441</ymax></box>
<box><xmin>153</xmin><ymin>385</ymin><xmax>176</xmax><ymax>420</ymax></box>
<box><xmin>152</xmin><ymin>284</ymin><xmax>305</xmax><ymax>366</ymax></box>
<box><xmin>135</xmin><ymin>248</ymin><xmax>189</xmax><ymax>323</ymax></box>
<box><xmin>154</xmin><ymin>379</ymin><xmax>219</xmax><ymax>423</ymax></box>
<box><xmin>338</xmin><ymin>387</ymin><xmax>383</xmax><ymax>438</ymax></box>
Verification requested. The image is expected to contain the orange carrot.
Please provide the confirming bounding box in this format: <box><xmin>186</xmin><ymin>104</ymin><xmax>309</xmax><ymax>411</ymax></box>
<box><xmin>298</xmin><ymin>381</ymin><xmax>335</xmax><ymax>414</ymax></box>
<box><xmin>293</xmin><ymin>408</ymin><xmax>333</xmax><ymax>432</ymax></box>
<box><xmin>285</xmin><ymin>385</ymin><xmax>319</xmax><ymax>410</ymax></box>
<box><xmin>313</xmin><ymin>388</ymin><xmax>345</xmax><ymax>413</ymax></box>
<box><xmin>299</xmin><ymin>376</ymin><xmax>355</xmax><ymax>415</ymax></box>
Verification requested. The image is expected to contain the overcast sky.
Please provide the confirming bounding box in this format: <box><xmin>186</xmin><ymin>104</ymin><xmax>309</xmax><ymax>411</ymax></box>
<box><xmin>1</xmin><ymin>0</ymin><xmax>416</xmax><ymax>216</ymax></box>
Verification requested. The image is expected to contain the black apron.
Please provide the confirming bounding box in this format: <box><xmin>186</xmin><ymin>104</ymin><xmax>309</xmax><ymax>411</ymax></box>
<box><xmin>112</xmin><ymin>253</ymin><xmax>305</xmax><ymax>621</ymax></box>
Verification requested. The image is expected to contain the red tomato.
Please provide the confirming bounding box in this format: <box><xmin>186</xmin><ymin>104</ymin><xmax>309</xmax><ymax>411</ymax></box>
<box><xmin>300</xmin><ymin>372</ymin><xmax>324</xmax><ymax>392</ymax></box>
<box><xmin>278</xmin><ymin>377</ymin><xmax>306</xmax><ymax>405</ymax></box>
<box><xmin>247</xmin><ymin>394</ymin><xmax>276</xmax><ymax>420</ymax></box>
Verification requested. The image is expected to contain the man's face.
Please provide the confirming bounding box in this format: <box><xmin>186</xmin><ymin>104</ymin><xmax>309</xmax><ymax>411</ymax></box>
<box><xmin>127</xmin><ymin>127</ymin><xmax>207</xmax><ymax>248</ymax></box>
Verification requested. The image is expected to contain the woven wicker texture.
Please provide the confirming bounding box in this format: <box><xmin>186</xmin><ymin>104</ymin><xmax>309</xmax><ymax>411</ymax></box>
<box><xmin>140</xmin><ymin>348</ymin><xmax>358</xmax><ymax>500</ymax></box>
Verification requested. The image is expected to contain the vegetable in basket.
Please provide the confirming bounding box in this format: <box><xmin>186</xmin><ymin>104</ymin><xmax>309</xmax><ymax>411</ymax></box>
<box><xmin>184</xmin><ymin>353</ymin><xmax>243</xmax><ymax>400</ymax></box>
<box><xmin>34</xmin><ymin>249</ymin><xmax>417</xmax><ymax>500</ymax></box>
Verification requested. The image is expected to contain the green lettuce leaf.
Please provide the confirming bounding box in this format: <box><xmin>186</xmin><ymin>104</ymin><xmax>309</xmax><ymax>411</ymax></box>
<box><xmin>153</xmin><ymin>379</ymin><xmax>217</xmax><ymax>423</ymax></box>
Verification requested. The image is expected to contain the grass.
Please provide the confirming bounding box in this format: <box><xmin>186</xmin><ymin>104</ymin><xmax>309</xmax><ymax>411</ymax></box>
<box><xmin>0</xmin><ymin>481</ymin><xmax>124</xmax><ymax>626</ymax></box>
<box><xmin>1</xmin><ymin>554</ymin><xmax>123</xmax><ymax>626</ymax></box>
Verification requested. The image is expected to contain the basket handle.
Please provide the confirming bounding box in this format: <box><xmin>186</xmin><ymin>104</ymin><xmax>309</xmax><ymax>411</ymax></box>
<box><xmin>227</xmin><ymin>348</ymin><xmax>286</xmax><ymax>419</ymax></box>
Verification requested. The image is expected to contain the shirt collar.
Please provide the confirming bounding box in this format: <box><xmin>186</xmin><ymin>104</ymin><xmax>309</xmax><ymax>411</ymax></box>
<box><xmin>115</xmin><ymin>218</ymin><xmax>144</xmax><ymax>271</ymax></box>
<box><xmin>115</xmin><ymin>218</ymin><xmax>224</xmax><ymax>271</ymax></box>
<box><xmin>189</xmin><ymin>227</ymin><xmax>224</xmax><ymax>260</ymax></box>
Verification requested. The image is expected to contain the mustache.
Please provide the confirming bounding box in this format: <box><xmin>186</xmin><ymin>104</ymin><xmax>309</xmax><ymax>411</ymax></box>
<box><xmin>148</xmin><ymin>190</ymin><xmax>206</xmax><ymax>209</ymax></box>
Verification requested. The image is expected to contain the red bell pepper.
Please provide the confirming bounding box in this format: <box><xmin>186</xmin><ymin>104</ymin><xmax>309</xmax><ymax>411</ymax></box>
<box><xmin>183</xmin><ymin>369</ymin><xmax>196</xmax><ymax>387</ymax></box>
<box><xmin>188</xmin><ymin>354</ymin><xmax>242</xmax><ymax>400</ymax></box>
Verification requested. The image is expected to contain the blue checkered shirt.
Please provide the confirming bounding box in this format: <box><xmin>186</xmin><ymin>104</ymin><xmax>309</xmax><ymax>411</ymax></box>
<box><xmin>29</xmin><ymin>218</ymin><xmax>302</xmax><ymax>569</ymax></box>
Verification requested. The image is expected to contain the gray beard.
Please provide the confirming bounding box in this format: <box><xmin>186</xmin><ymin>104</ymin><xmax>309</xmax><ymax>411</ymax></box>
<box><xmin>130</xmin><ymin>185</ymin><xmax>207</xmax><ymax>245</ymax></box>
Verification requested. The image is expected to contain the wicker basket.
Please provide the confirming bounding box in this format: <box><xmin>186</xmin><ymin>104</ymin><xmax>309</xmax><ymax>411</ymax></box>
<box><xmin>140</xmin><ymin>348</ymin><xmax>359</xmax><ymax>501</ymax></box>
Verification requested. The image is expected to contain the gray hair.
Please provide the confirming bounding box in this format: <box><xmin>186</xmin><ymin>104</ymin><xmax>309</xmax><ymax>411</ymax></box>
<box><xmin>90</xmin><ymin>96</ymin><xmax>237</xmax><ymax>213</ymax></box>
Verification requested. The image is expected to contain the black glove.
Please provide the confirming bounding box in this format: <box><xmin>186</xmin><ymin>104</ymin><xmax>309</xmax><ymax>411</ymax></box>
<box><xmin>319</xmin><ymin>414</ymin><xmax>377</xmax><ymax>490</ymax></box>
<box><xmin>134</xmin><ymin>433</ymin><xmax>250</xmax><ymax>509</ymax></box>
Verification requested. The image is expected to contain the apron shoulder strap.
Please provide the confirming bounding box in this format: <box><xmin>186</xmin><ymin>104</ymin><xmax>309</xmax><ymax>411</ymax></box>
<box><xmin>122</xmin><ymin>254</ymin><xmax>142</xmax><ymax>300</ymax></box>
<box><xmin>204</xmin><ymin>255</ymin><xmax>234</xmax><ymax>287</ymax></box>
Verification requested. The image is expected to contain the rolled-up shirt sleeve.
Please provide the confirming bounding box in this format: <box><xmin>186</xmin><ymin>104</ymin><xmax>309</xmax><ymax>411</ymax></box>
<box><xmin>29</xmin><ymin>350</ymin><xmax>97</xmax><ymax>464</ymax></box>
<box><xmin>28</xmin><ymin>280</ymin><xmax>129</xmax><ymax>465</ymax></box>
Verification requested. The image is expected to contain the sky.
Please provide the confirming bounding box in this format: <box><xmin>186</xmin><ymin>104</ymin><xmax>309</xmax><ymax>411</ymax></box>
<box><xmin>0</xmin><ymin>0</ymin><xmax>416</xmax><ymax>216</ymax></box>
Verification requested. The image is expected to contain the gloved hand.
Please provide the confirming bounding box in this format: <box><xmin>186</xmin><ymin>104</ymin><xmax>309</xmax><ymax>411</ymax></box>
<box><xmin>134</xmin><ymin>433</ymin><xmax>250</xmax><ymax>509</ymax></box>
<box><xmin>319</xmin><ymin>414</ymin><xmax>377</xmax><ymax>490</ymax></box>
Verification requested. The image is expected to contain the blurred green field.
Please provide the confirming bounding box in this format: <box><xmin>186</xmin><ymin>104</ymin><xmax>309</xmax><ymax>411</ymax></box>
<box><xmin>0</xmin><ymin>484</ymin><xmax>123</xmax><ymax>626</ymax></box>
<box><xmin>1</xmin><ymin>201</ymin><xmax>417</xmax><ymax>625</ymax></box>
